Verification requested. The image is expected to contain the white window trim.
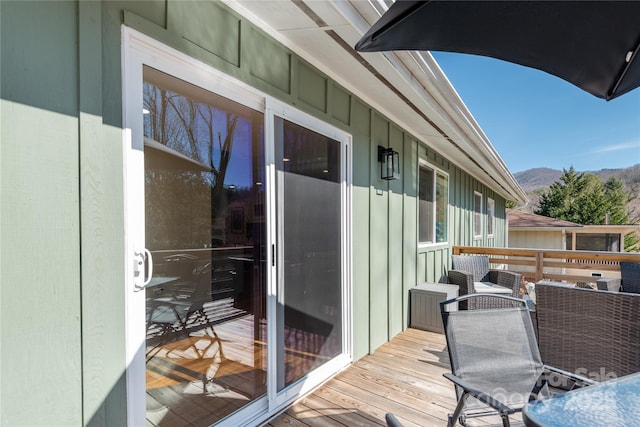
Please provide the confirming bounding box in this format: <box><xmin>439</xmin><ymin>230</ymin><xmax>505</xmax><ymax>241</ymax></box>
<box><xmin>474</xmin><ymin>191</ymin><xmax>483</xmax><ymax>239</ymax></box>
<box><xmin>487</xmin><ymin>197</ymin><xmax>495</xmax><ymax>237</ymax></box>
<box><xmin>418</xmin><ymin>159</ymin><xmax>449</xmax><ymax>247</ymax></box>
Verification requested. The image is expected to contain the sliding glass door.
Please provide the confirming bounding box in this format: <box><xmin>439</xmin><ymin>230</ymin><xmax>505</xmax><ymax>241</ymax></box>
<box><xmin>142</xmin><ymin>66</ymin><xmax>267</xmax><ymax>426</ymax></box>
<box><xmin>274</xmin><ymin>117</ymin><xmax>345</xmax><ymax>392</ymax></box>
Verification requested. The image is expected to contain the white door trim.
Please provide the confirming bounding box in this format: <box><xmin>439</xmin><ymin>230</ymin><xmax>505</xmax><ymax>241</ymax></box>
<box><xmin>122</xmin><ymin>25</ymin><xmax>352</xmax><ymax>427</ymax></box>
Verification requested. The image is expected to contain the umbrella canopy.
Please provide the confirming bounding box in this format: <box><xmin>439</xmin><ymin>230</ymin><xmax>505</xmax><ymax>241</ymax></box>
<box><xmin>355</xmin><ymin>1</ymin><xmax>640</xmax><ymax>101</ymax></box>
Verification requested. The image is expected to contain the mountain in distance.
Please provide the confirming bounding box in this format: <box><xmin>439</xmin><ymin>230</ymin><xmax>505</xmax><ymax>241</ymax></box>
<box><xmin>513</xmin><ymin>164</ymin><xmax>640</xmax><ymax>223</ymax></box>
<box><xmin>514</xmin><ymin>167</ymin><xmax>563</xmax><ymax>191</ymax></box>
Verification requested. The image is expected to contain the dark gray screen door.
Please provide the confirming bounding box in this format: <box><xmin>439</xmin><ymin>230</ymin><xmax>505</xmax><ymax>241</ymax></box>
<box><xmin>274</xmin><ymin>116</ymin><xmax>343</xmax><ymax>391</ymax></box>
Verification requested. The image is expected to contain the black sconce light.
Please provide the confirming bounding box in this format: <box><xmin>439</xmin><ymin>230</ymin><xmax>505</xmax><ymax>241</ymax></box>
<box><xmin>378</xmin><ymin>145</ymin><xmax>400</xmax><ymax>180</ymax></box>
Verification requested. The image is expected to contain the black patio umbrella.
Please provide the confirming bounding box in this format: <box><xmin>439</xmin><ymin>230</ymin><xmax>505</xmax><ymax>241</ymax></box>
<box><xmin>355</xmin><ymin>1</ymin><xmax>640</xmax><ymax>101</ymax></box>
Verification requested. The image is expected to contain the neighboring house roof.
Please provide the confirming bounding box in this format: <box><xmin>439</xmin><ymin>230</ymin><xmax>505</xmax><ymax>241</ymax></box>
<box><xmin>507</xmin><ymin>209</ymin><xmax>581</xmax><ymax>229</ymax></box>
<box><xmin>226</xmin><ymin>0</ymin><xmax>528</xmax><ymax>205</ymax></box>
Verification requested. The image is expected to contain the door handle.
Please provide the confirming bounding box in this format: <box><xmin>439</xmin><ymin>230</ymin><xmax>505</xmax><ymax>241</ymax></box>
<box><xmin>134</xmin><ymin>249</ymin><xmax>153</xmax><ymax>291</ymax></box>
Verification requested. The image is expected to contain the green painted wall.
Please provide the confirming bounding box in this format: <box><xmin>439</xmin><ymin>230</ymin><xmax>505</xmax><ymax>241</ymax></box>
<box><xmin>1</xmin><ymin>1</ymin><xmax>83</xmax><ymax>425</ymax></box>
<box><xmin>0</xmin><ymin>1</ymin><xmax>509</xmax><ymax>425</ymax></box>
<box><xmin>350</xmin><ymin>98</ymin><xmax>372</xmax><ymax>362</ymax></box>
<box><xmin>368</xmin><ymin>113</ymin><xmax>388</xmax><ymax>351</ymax></box>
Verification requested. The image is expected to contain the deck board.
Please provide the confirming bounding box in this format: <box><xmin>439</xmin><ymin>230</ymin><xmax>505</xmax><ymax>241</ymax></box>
<box><xmin>267</xmin><ymin>328</ymin><xmax>514</xmax><ymax>427</ymax></box>
<box><xmin>147</xmin><ymin>324</ymin><xmax>518</xmax><ymax>425</ymax></box>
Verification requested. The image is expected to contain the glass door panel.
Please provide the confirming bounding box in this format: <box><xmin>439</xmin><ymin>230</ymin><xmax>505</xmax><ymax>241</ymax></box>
<box><xmin>143</xmin><ymin>66</ymin><xmax>267</xmax><ymax>426</ymax></box>
<box><xmin>274</xmin><ymin>117</ymin><xmax>343</xmax><ymax>391</ymax></box>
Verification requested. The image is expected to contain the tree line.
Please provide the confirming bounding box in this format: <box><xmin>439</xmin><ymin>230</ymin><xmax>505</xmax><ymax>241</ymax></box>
<box><xmin>533</xmin><ymin>167</ymin><xmax>638</xmax><ymax>252</ymax></box>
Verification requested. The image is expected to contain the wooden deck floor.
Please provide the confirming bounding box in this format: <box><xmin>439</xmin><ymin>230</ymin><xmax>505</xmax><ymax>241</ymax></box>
<box><xmin>265</xmin><ymin>328</ymin><xmax>514</xmax><ymax>427</ymax></box>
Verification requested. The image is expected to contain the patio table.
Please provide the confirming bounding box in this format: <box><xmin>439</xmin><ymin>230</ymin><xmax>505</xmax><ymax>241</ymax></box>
<box><xmin>473</xmin><ymin>281</ymin><xmax>512</xmax><ymax>294</ymax></box>
<box><xmin>147</xmin><ymin>276</ymin><xmax>180</xmax><ymax>288</ymax></box>
<box><xmin>522</xmin><ymin>372</ymin><xmax>640</xmax><ymax>426</ymax></box>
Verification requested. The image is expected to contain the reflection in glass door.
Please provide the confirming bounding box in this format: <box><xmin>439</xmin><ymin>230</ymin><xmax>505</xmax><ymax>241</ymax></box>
<box><xmin>274</xmin><ymin>117</ymin><xmax>344</xmax><ymax>391</ymax></box>
<box><xmin>142</xmin><ymin>66</ymin><xmax>267</xmax><ymax>426</ymax></box>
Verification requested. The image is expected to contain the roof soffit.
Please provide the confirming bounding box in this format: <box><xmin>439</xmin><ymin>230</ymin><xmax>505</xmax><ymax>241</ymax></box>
<box><xmin>223</xmin><ymin>0</ymin><xmax>527</xmax><ymax>203</ymax></box>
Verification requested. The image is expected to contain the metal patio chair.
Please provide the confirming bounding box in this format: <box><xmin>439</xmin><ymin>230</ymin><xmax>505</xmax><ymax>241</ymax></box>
<box><xmin>440</xmin><ymin>294</ymin><xmax>594</xmax><ymax>427</ymax></box>
<box><xmin>620</xmin><ymin>261</ymin><xmax>640</xmax><ymax>294</ymax></box>
<box><xmin>147</xmin><ymin>270</ymin><xmax>213</xmax><ymax>335</ymax></box>
<box><xmin>384</xmin><ymin>413</ymin><xmax>403</xmax><ymax>427</ymax></box>
<box><xmin>145</xmin><ymin>261</ymin><xmax>221</xmax><ymax>356</ymax></box>
<box><xmin>448</xmin><ymin>255</ymin><xmax>521</xmax><ymax>309</ymax></box>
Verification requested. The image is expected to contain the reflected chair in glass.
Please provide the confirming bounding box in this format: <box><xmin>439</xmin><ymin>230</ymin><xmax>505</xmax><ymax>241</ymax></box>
<box><xmin>147</xmin><ymin>274</ymin><xmax>211</xmax><ymax>334</ymax></box>
<box><xmin>447</xmin><ymin>255</ymin><xmax>521</xmax><ymax>309</ymax></box>
<box><xmin>440</xmin><ymin>294</ymin><xmax>594</xmax><ymax>427</ymax></box>
<box><xmin>146</xmin><ymin>264</ymin><xmax>228</xmax><ymax>394</ymax></box>
<box><xmin>145</xmin><ymin>262</ymin><xmax>227</xmax><ymax>356</ymax></box>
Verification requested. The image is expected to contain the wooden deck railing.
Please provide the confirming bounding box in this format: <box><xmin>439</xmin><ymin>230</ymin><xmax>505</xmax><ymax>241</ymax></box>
<box><xmin>453</xmin><ymin>246</ymin><xmax>640</xmax><ymax>283</ymax></box>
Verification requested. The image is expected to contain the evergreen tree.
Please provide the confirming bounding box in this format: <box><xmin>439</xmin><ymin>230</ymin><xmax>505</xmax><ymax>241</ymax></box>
<box><xmin>603</xmin><ymin>177</ymin><xmax>639</xmax><ymax>251</ymax></box>
<box><xmin>535</xmin><ymin>167</ymin><xmax>592</xmax><ymax>222</ymax></box>
<box><xmin>604</xmin><ymin>177</ymin><xmax>630</xmax><ymax>224</ymax></box>
<box><xmin>572</xmin><ymin>174</ymin><xmax>607</xmax><ymax>224</ymax></box>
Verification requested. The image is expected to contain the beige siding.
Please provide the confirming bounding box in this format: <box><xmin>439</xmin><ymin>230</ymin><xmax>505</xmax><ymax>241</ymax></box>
<box><xmin>509</xmin><ymin>230</ymin><xmax>565</xmax><ymax>250</ymax></box>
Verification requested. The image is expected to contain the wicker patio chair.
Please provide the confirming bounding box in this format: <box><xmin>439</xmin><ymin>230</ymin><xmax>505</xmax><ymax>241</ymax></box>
<box><xmin>620</xmin><ymin>261</ymin><xmax>640</xmax><ymax>293</ymax></box>
<box><xmin>440</xmin><ymin>294</ymin><xmax>595</xmax><ymax>427</ymax></box>
<box><xmin>536</xmin><ymin>282</ymin><xmax>640</xmax><ymax>379</ymax></box>
<box><xmin>447</xmin><ymin>255</ymin><xmax>521</xmax><ymax>309</ymax></box>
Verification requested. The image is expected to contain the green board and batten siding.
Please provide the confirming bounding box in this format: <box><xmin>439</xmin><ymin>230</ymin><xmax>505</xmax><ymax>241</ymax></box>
<box><xmin>0</xmin><ymin>1</ymin><xmax>507</xmax><ymax>425</ymax></box>
<box><xmin>1</xmin><ymin>2</ymin><xmax>83</xmax><ymax>426</ymax></box>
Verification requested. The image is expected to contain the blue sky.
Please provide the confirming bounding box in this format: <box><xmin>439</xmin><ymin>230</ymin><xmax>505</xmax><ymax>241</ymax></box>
<box><xmin>432</xmin><ymin>52</ymin><xmax>640</xmax><ymax>174</ymax></box>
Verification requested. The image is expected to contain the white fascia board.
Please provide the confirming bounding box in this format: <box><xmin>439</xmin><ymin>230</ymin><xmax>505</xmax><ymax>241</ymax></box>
<box><xmin>512</xmin><ymin>227</ymin><xmax>583</xmax><ymax>232</ymax></box>
<box><xmin>379</xmin><ymin>49</ymin><xmax>527</xmax><ymax>201</ymax></box>
<box><xmin>576</xmin><ymin>225</ymin><xmax>640</xmax><ymax>234</ymax></box>
<box><xmin>336</xmin><ymin>1</ymin><xmax>526</xmax><ymax>203</ymax></box>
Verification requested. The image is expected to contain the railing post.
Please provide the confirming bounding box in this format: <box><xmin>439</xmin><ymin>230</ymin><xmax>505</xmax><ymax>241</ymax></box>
<box><xmin>535</xmin><ymin>251</ymin><xmax>544</xmax><ymax>281</ymax></box>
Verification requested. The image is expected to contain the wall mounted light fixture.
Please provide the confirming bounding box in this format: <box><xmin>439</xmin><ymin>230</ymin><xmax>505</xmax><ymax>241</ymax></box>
<box><xmin>378</xmin><ymin>145</ymin><xmax>400</xmax><ymax>180</ymax></box>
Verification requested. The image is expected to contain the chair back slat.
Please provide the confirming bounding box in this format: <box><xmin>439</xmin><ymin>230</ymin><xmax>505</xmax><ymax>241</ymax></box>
<box><xmin>620</xmin><ymin>262</ymin><xmax>640</xmax><ymax>293</ymax></box>
<box><xmin>536</xmin><ymin>282</ymin><xmax>640</xmax><ymax>378</ymax></box>
<box><xmin>452</xmin><ymin>255</ymin><xmax>490</xmax><ymax>282</ymax></box>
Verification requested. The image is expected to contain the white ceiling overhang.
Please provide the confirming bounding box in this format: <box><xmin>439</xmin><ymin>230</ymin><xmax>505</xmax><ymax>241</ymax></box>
<box><xmin>223</xmin><ymin>0</ymin><xmax>528</xmax><ymax>204</ymax></box>
<box><xmin>577</xmin><ymin>225</ymin><xmax>640</xmax><ymax>234</ymax></box>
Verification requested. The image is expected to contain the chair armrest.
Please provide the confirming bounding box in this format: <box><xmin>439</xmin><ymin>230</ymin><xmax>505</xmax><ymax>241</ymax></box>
<box><xmin>448</xmin><ymin>270</ymin><xmax>475</xmax><ymax>294</ymax></box>
<box><xmin>494</xmin><ymin>270</ymin><xmax>521</xmax><ymax>283</ymax></box>
<box><xmin>443</xmin><ymin>373</ymin><xmax>515</xmax><ymax>415</ymax></box>
<box><xmin>596</xmin><ymin>277</ymin><xmax>621</xmax><ymax>292</ymax></box>
<box><xmin>447</xmin><ymin>270</ymin><xmax>476</xmax><ymax>310</ymax></box>
<box><xmin>489</xmin><ymin>270</ymin><xmax>522</xmax><ymax>297</ymax></box>
<box><xmin>543</xmin><ymin>364</ymin><xmax>597</xmax><ymax>387</ymax></box>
